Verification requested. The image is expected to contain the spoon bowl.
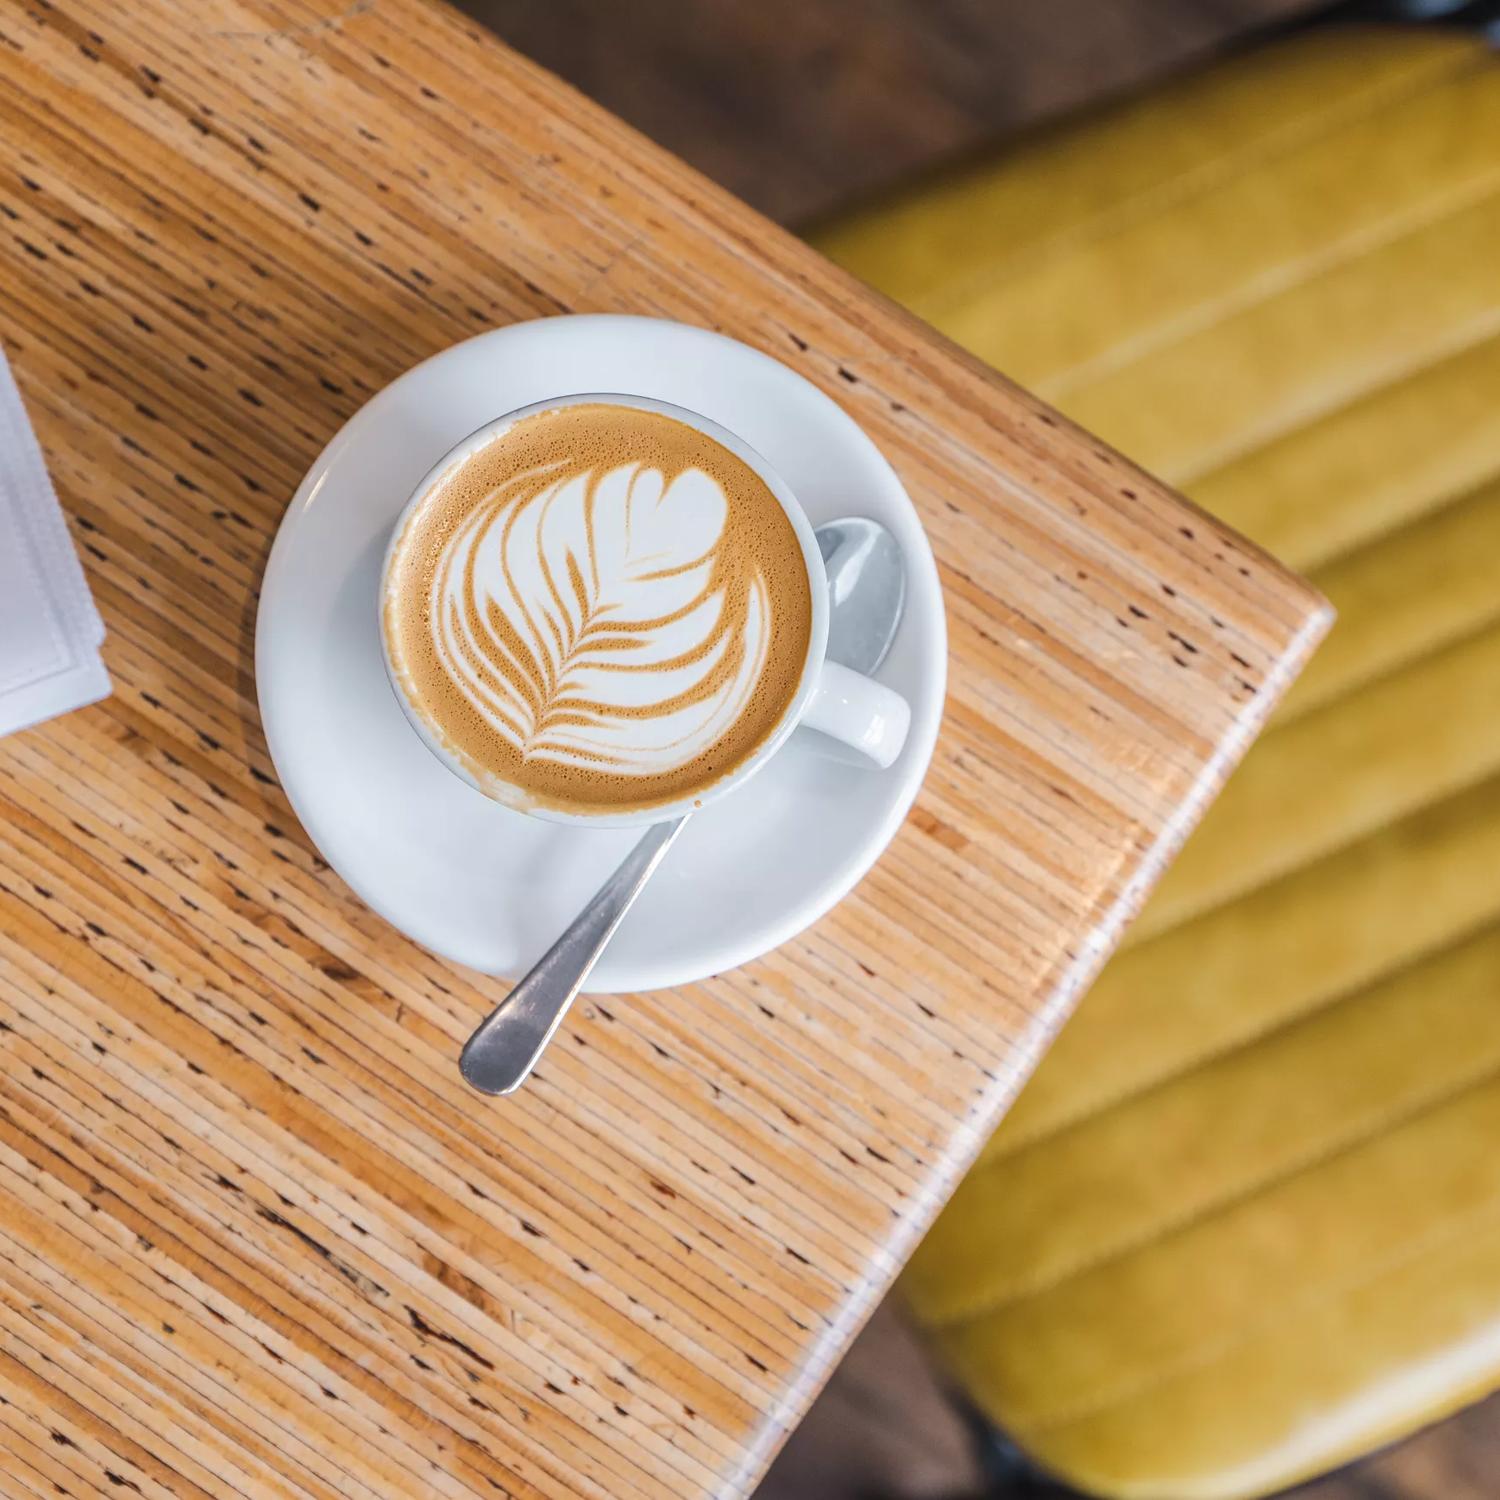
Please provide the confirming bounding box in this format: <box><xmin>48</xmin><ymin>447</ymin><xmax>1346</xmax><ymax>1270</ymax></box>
<box><xmin>819</xmin><ymin>516</ymin><xmax>907</xmax><ymax>677</ymax></box>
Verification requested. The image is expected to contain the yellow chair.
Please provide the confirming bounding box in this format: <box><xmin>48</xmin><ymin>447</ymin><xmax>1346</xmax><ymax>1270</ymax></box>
<box><xmin>814</xmin><ymin>23</ymin><xmax>1500</xmax><ymax>1499</ymax></box>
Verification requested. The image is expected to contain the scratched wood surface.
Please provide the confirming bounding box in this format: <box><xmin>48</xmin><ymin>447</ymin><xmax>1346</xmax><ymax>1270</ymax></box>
<box><xmin>0</xmin><ymin>2</ymin><xmax>1329</xmax><ymax>1497</ymax></box>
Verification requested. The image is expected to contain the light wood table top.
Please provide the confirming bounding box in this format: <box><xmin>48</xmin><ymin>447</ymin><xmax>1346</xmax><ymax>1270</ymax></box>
<box><xmin>0</xmin><ymin>3</ymin><xmax>1329</xmax><ymax>1496</ymax></box>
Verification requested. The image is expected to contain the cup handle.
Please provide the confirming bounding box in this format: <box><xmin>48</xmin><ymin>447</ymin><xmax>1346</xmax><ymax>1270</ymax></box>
<box><xmin>800</xmin><ymin>660</ymin><xmax>911</xmax><ymax>769</ymax></box>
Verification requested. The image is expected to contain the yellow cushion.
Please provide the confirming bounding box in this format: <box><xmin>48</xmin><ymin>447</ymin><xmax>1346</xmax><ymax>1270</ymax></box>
<box><xmin>813</xmin><ymin>24</ymin><xmax>1500</xmax><ymax>1500</ymax></box>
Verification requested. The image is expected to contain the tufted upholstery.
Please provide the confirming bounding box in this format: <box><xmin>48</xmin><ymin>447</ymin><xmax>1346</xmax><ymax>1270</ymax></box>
<box><xmin>813</xmin><ymin>25</ymin><xmax>1500</xmax><ymax>1499</ymax></box>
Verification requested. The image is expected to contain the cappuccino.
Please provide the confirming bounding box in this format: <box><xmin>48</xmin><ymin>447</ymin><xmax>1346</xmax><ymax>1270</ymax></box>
<box><xmin>383</xmin><ymin>403</ymin><xmax>813</xmax><ymax>816</ymax></box>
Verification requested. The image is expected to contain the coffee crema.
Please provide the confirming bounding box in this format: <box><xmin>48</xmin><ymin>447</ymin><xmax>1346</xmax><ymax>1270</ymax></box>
<box><xmin>383</xmin><ymin>403</ymin><xmax>814</xmax><ymax>815</ymax></box>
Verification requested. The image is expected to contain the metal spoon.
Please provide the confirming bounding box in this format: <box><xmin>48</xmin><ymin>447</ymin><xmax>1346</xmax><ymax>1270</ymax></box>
<box><xmin>459</xmin><ymin>517</ymin><xmax>908</xmax><ymax>1096</ymax></box>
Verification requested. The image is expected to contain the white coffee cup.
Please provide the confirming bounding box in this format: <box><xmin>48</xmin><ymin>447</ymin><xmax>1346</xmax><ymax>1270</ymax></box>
<box><xmin>380</xmin><ymin>393</ymin><xmax>911</xmax><ymax>827</ymax></box>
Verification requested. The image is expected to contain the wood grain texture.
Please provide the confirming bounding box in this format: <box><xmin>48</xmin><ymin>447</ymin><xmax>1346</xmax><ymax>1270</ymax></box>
<box><xmin>0</xmin><ymin>1</ymin><xmax>1329</xmax><ymax>1496</ymax></box>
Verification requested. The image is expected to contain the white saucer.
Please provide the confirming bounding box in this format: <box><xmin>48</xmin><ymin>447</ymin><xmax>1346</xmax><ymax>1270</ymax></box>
<box><xmin>255</xmin><ymin>316</ymin><xmax>946</xmax><ymax>992</ymax></box>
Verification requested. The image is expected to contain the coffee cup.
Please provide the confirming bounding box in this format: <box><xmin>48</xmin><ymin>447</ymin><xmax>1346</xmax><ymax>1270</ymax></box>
<box><xmin>380</xmin><ymin>393</ymin><xmax>910</xmax><ymax>827</ymax></box>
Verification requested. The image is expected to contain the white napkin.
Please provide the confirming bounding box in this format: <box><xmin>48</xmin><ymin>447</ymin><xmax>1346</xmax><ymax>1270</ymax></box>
<box><xmin>0</xmin><ymin>345</ymin><xmax>109</xmax><ymax>738</ymax></box>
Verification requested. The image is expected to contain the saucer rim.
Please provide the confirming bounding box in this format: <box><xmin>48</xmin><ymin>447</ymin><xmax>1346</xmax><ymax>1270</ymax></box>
<box><xmin>255</xmin><ymin>314</ymin><xmax>947</xmax><ymax>991</ymax></box>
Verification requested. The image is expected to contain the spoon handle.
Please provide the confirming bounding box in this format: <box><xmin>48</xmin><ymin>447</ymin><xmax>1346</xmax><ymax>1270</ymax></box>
<box><xmin>460</xmin><ymin>816</ymin><xmax>690</xmax><ymax>1095</ymax></box>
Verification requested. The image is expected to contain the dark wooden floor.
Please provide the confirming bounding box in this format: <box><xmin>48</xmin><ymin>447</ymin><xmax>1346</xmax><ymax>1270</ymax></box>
<box><xmin>462</xmin><ymin>0</ymin><xmax>1321</xmax><ymax>226</ymax></box>
<box><xmin>455</xmin><ymin>3</ymin><xmax>1500</xmax><ymax>1496</ymax></box>
<box><xmin>757</xmin><ymin>1302</ymin><xmax>983</xmax><ymax>1499</ymax></box>
<box><xmin>754</xmin><ymin>1302</ymin><xmax>1500</xmax><ymax>1499</ymax></box>
<box><xmin>1291</xmin><ymin>1396</ymin><xmax>1500</xmax><ymax>1499</ymax></box>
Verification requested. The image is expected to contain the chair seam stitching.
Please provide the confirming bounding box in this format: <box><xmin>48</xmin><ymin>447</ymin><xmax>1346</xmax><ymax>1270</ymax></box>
<box><xmin>1032</xmin><ymin>162</ymin><xmax>1500</xmax><ymax>404</ymax></box>
<box><xmin>1018</xmin><ymin>1111</ymin><xmax>1500</xmax><ymax>1434</ymax></box>
<box><xmin>967</xmin><ymin>841</ymin><xmax>1500</xmax><ymax>1177</ymax></box>
<box><xmin>914</xmin><ymin>47</ymin><xmax>1484</xmax><ymax>332</ymax></box>
<box><xmin>928</xmin><ymin>928</ymin><xmax>1500</xmax><ymax>1340</ymax></box>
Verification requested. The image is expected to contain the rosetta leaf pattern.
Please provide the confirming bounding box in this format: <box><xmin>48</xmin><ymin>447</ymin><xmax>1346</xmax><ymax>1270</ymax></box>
<box><xmin>432</xmin><ymin>458</ymin><xmax>768</xmax><ymax>771</ymax></box>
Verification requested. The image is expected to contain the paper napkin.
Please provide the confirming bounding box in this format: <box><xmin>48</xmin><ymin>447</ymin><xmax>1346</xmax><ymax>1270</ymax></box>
<box><xmin>0</xmin><ymin>344</ymin><xmax>109</xmax><ymax>738</ymax></box>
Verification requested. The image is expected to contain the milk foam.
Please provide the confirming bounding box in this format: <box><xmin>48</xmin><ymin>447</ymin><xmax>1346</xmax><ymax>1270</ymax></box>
<box><xmin>433</xmin><ymin>461</ymin><xmax>770</xmax><ymax>774</ymax></box>
<box><xmin>384</xmin><ymin>404</ymin><xmax>813</xmax><ymax>815</ymax></box>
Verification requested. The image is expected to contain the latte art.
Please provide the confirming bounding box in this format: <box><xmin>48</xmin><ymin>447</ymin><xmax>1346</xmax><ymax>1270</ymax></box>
<box><xmin>435</xmin><ymin>459</ymin><xmax>769</xmax><ymax>767</ymax></box>
<box><xmin>384</xmin><ymin>404</ymin><xmax>814</xmax><ymax>815</ymax></box>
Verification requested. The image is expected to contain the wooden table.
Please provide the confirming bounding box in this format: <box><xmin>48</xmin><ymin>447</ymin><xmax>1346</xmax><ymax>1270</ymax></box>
<box><xmin>0</xmin><ymin>3</ymin><xmax>1329</xmax><ymax>1496</ymax></box>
